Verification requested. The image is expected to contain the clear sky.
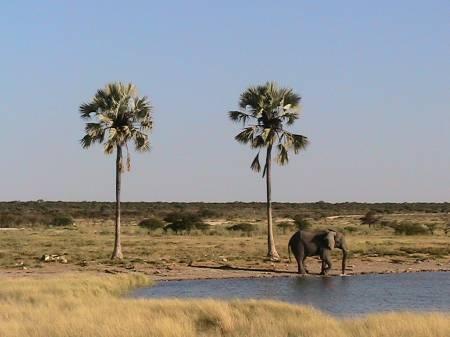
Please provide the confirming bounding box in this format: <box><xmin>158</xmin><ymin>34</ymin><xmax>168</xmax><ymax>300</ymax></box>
<box><xmin>1</xmin><ymin>1</ymin><xmax>448</xmax><ymax>202</ymax></box>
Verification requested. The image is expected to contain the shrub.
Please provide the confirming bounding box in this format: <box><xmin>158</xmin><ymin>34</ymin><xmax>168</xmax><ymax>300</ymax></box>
<box><xmin>51</xmin><ymin>214</ymin><xmax>74</xmax><ymax>227</ymax></box>
<box><xmin>227</xmin><ymin>223</ymin><xmax>256</xmax><ymax>234</ymax></box>
<box><xmin>344</xmin><ymin>226</ymin><xmax>357</xmax><ymax>233</ymax></box>
<box><xmin>311</xmin><ymin>212</ymin><xmax>326</xmax><ymax>220</ymax></box>
<box><xmin>0</xmin><ymin>213</ymin><xmax>54</xmax><ymax>228</ymax></box>
<box><xmin>425</xmin><ymin>223</ymin><xmax>438</xmax><ymax>235</ymax></box>
<box><xmin>379</xmin><ymin>220</ymin><xmax>395</xmax><ymax>228</ymax></box>
<box><xmin>277</xmin><ymin>222</ymin><xmax>295</xmax><ymax>234</ymax></box>
<box><xmin>0</xmin><ymin>213</ymin><xmax>16</xmax><ymax>228</ymax></box>
<box><xmin>193</xmin><ymin>222</ymin><xmax>211</xmax><ymax>231</ymax></box>
<box><xmin>392</xmin><ymin>222</ymin><xmax>429</xmax><ymax>235</ymax></box>
<box><xmin>197</xmin><ymin>208</ymin><xmax>220</xmax><ymax>218</ymax></box>
<box><xmin>360</xmin><ymin>210</ymin><xmax>380</xmax><ymax>228</ymax></box>
<box><xmin>293</xmin><ymin>211</ymin><xmax>310</xmax><ymax>218</ymax></box>
<box><xmin>138</xmin><ymin>217</ymin><xmax>165</xmax><ymax>231</ymax></box>
<box><xmin>293</xmin><ymin>215</ymin><xmax>312</xmax><ymax>230</ymax></box>
<box><xmin>163</xmin><ymin>212</ymin><xmax>209</xmax><ymax>234</ymax></box>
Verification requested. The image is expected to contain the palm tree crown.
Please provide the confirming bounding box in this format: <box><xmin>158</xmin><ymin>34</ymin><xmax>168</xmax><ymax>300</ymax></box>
<box><xmin>80</xmin><ymin>82</ymin><xmax>152</xmax><ymax>168</ymax></box>
<box><xmin>229</xmin><ymin>81</ymin><xmax>308</xmax><ymax>174</ymax></box>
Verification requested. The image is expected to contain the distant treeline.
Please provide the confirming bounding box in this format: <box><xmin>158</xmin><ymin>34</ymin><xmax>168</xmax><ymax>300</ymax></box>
<box><xmin>0</xmin><ymin>201</ymin><xmax>448</xmax><ymax>228</ymax></box>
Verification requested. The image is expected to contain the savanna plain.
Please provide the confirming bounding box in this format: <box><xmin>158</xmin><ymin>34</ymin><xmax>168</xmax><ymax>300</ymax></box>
<box><xmin>1</xmin><ymin>201</ymin><xmax>449</xmax><ymax>337</ymax></box>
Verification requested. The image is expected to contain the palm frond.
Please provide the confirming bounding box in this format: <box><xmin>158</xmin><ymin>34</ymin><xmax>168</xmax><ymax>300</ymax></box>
<box><xmin>250</xmin><ymin>152</ymin><xmax>261</xmax><ymax>172</ymax></box>
<box><xmin>276</xmin><ymin>143</ymin><xmax>289</xmax><ymax>165</ymax></box>
<box><xmin>262</xmin><ymin>163</ymin><xmax>268</xmax><ymax>178</ymax></box>
<box><xmin>239</xmin><ymin>86</ymin><xmax>265</xmax><ymax>111</ymax></box>
<box><xmin>80</xmin><ymin>135</ymin><xmax>93</xmax><ymax>148</ymax></box>
<box><xmin>134</xmin><ymin>96</ymin><xmax>152</xmax><ymax>127</ymax></box>
<box><xmin>103</xmin><ymin>140</ymin><xmax>115</xmax><ymax>154</ymax></box>
<box><xmin>107</xmin><ymin>127</ymin><xmax>118</xmax><ymax>142</ymax></box>
<box><xmin>234</xmin><ymin>127</ymin><xmax>256</xmax><ymax>144</ymax></box>
<box><xmin>280</xmin><ymin>110</ymin><xmax>299</xmax><ymax>125</ymax></box>
<box><xmin>85</xmin><ymin>123</ymin><xmax>104</xmax><ymax>137</ymax></box>
<box><xmin>280</xmin><ymin>88</ymin><xmax>301</xmax><ymax>107</ymax></box>
<box><xmin>98</xmin><ymin>114</ymin><xmax>113</xmax><ymax>125</ymax></box>
<box><xmin>260</xmin><ymin>128</ymin><xmax>271</xmax><ymax>142</ymax></box>
<box><xmin>125</xmin><ymin>144</ymin><xmax>131</xmax><ymax>171</ymax></box>
<box><xmin>283</xmin><ymin>132</ymin><xmax>309</xmax><ymax>153</ymax></box>
<box><xmin>251</xmin><ymin>135</ymin><xmax>266</xmax><ymax>148</ymax></box>
<box><xmin>229</xmin><ymin>110</ymin><xmax>252</xmax><ymax>125</ymax></box>
<box><xmin>79</xmin><ymin>102</ymin><xmax>98</xmax><ymax>119</ymax></box>
<box><xmin>133</xmin><ymin>131</ymin><xmax>150</xmax><ymax>152</ymax></box>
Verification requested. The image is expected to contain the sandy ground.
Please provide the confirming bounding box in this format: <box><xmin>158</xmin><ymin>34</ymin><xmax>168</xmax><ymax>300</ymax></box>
<box><xmin>1</xmin><ymin>256</ymin><xmax>449</xmax><ymax>281</ymax></box>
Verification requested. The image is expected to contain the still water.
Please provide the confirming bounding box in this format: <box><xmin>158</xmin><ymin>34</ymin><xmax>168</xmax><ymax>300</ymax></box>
<box><xmin>131</xmin><ymin>272</ymin><xmax>450</xmax><ymax>315</ymax></box>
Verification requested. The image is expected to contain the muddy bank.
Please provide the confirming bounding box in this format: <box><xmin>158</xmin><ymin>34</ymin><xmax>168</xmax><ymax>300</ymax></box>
<box><xmin>149</xmin><ymin>258</ymin><xmax>450</xmax><ymax>281</ymax></box>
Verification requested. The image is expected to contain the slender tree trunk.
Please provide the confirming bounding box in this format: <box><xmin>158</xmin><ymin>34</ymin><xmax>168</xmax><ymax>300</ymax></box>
<box><xmin>111</xmin><ymin>145</ymin><xmax>123</xmax><ymax>259</ymax></box>
<box><xmin>265</xmin><ymin>145</ymin><xmax>279</xmax><ymax>260</ymax></box>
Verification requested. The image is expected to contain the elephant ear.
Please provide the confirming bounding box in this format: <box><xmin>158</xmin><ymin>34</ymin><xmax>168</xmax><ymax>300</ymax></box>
<box><xmin>326</xmin><ymin>231</ymin><xmax>336</xmax><ymax>250</ymax></box>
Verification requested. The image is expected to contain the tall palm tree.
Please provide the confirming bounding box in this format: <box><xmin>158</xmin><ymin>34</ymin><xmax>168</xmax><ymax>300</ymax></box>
<box><xmin>79</xmin><ymin>82</ymin><xmax>152</xmax><ymax>259</ymax></box>
<box><xmin>229</xmin><ymin>82</ymin><xmax>308</xmax><ymax>260</ymax></box>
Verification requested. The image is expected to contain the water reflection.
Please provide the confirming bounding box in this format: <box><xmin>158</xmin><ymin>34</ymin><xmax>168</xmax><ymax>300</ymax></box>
<box><xmin>130</xmin><ymin>272</ymin><xmax>450</xmax><ymax>315</ymax></box>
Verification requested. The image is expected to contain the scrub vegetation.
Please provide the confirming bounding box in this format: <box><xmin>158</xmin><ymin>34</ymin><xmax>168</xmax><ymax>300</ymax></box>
<box><xmin>0</xmin><ymin>202</ymin><xmax>448</xmax><ymax>275</ymax></box>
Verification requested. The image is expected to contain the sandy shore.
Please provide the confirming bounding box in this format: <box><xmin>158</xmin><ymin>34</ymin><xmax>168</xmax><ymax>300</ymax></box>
<box><xmin>1</xmin><ymin>256</ymin><xmax>449</xmax><ymax>281</ymax></box>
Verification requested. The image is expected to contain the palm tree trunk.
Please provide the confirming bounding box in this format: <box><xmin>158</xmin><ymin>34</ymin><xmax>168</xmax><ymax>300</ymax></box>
<box><xmin>265</xmin><ymin>145</ymin><xmax>279</xmax><ymax>260</ymax></box>
<box><xmin>111</xmin><ymin>145</ymin><xmax>123</xmax><ymax>259</ymax></box>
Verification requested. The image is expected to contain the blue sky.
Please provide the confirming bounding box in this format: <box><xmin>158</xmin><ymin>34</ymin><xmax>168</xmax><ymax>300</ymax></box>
<box><xmin>1</xmin><ymin>1</ymin><xmax>448</xmax><ymax>202</ymax></box>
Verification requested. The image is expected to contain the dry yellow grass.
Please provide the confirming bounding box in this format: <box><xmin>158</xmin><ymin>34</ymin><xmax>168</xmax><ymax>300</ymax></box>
<box><xmin>1</xmin><ymin>215</ymin><xmax>448</xmax><ymax>272</ymax></box>
<box><xmin>0</xmin><ymin>274</ymin><xmax>448</xmax><ymax>337</ymax></box>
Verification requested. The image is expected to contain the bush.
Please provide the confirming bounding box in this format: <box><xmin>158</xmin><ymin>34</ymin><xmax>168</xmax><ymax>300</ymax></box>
<box><xmin>360</xmin><ymin>210</ymin><xmax>380</xmax><ymax>228</ymax></box>
<box><xmin>379</xmin><ymin>220</ymin><xmax>395</xmax><ymax>228</ymax></box>
<box><xmin>293</xmin><ymin>211</ymin><xmax>312</xmax><ymax>218</ymax></box>
<box><xmin>193</xmin><ymin>222</ymin><xmax>211</xmax><ymax>231</ymax></box>
<box><xmin>392</xmin><ymin>222</ymin><xmax>429</xmax><ymax>235</ymax></box>
<box><xmin>51</xmin><ymin>214</ymin><xmax>74</xmax><ymax>227</ymax></box>
<box><xmin>227</xmin><ymin>223</ymin><xmax>256</xmax><ymax>234</ymax></box>
<box><xmin>197</xmin><ymin>208</ymin><xmax>220</xmax><ymax>218</ymax></box>
<box><xmin>0</xmin><ymin>213</ymin><xmax>55</xmax><ymax>228</ymax></box>
<box><xmin>293</xmin><ymin>215</ymin><xmax>312</xmax><ymax>230</ymax></box>
<box><xmin>138</xmin><ymin>217</ymin><xmax>165</xmax><ymax>231</ymax></box>
<box><xmin>425</xmin><ymin>223</ymin><xmax>438</xmax><ymax>235</ymax></box>
<box><xmin>344</xmin><ymin>226</ymin><xmax>357</xmax><ymax>233</ymax></box>
<box><xmin>277</xmin><ymin>222</ymin><xmax>295</xmax><ymax>234</ymax></box>
<box><xmin>163</xmin><ymin>212</ymin><xmax>209</xmax><ymax>234</ymax></box>
<box><xmin>0</xmin><ymin>213</ymin><xmax>16</xmax><ymax>228</ymax></box>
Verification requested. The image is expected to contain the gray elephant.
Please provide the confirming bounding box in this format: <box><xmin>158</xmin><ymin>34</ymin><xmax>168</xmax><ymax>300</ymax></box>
<box><xmin>288</xmin><ymin>229</ymin><xmax>349</xmax><ymax>275</ymax></box>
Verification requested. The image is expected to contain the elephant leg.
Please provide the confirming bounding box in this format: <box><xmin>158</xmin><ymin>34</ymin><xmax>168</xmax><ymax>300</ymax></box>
<box><xmin>320</xmin><ymin>259</ymin><xmax>326</xmax><ymax>275</ymax></box>
<box><xmin>319</xmin><ymin>249</ymin><xmax>326</xmax><ymax>275</ymax></box>
<box><xmin>297</xmin><ymin>247</ymin><xmax>307</xmax><ymax>275</ymax></box>
<box><xmin>292</xmin><ymin>251</ymin><xmax>302</xmax><ymax>274</ymax></box>
<box><xmin>302</xmin><ymin>256</ymin><xmax>309</xmax><ymax>274</ymax></box>
<box><xmin>320</xmin><ymin>249</ymin><xmax>333</xmax><ymax>275</ymax></box>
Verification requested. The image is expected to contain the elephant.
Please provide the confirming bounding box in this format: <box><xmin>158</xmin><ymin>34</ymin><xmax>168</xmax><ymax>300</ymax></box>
<box><xmin>288</xmin><ymin>229</ymin><xmax>348</xmax><ymax>275</ymax></box>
